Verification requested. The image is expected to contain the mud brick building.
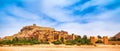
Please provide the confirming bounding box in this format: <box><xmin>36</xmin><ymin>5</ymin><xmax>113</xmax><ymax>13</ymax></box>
<box><xmin>2</xmin><ymin>24</ymin><xmax>109</xmax><ymax>45</ymax></box>
<box><xmin>90</xmin><ymin>36</ymin><xmax>108</xmax><ymax>45</ymax></box>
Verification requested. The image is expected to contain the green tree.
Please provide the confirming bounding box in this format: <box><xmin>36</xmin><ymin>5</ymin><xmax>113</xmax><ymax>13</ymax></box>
<box><xmin>82</xmin><ymin>35</ymin><xmax>87</xmax><ymax>39</ymax></box>
<box><xmin>79</xmin><ymin>35</ymin><xmax>92</xmax><ymax>45</ymax></box>
<box><xmin>19</xmin><ymin>37</ymin><xmax>28</xmax><ymax>45</ymax></box>
<box><xmin>96</xmin><ymin>40</ymin><xmax>103</xmax><ymax>43</ymax></box>
<box><xmin>12</xmin><ymin>37</ymin><xmax>19</xmax><ymax>43</ymax></box>
<box><xmin>60</xmin><ymin>37</ymin><xmax>64</xmax><ymax>43</ymax></box>
<box><xmin>74</xmin><ymin>35</ymin><xmax>82</xmax><ymax>45</ymax></box>
<box><xmin>97</xmin><ymin>35</ymin><xmax>102</xmax><ymax>39</ymax></box>
<box><xmin>75</xmin><ymin>36</ymin><xmax>81</xmax><ymax>41</ymax></box>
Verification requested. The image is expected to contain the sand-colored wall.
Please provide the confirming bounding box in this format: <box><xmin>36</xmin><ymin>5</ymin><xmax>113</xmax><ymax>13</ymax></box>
<box><xmin>108</xmin><ymin>41</ymin><xmax>120</xmax><ymax>45</ymax></box>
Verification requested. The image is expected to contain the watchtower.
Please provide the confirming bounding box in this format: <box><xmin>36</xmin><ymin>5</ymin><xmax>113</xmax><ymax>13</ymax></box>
<box><xmin>90</xmin><ymin>36</ymin><xmax>96</xmax><ymax>45</ymax></box>
<box><xmin>103</xmin><ymin>36</ymin><xmax>108</xmax><ymax>45</ymax></box>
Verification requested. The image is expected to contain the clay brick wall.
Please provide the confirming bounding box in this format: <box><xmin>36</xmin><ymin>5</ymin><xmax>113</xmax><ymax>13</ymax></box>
<box><xmin>72</xmin><ymin>34</ymin><xmax>75</xmax><ymax>40</ymax></box>
<box><xmin>90</xmin><ymin>36</ymin><xmax>96</xmax><ymax>45</ymax></box>
<box><xmin>103</xmin><ymin>36</ymin><xmax>108</xmax><ymax>45</ymax></box>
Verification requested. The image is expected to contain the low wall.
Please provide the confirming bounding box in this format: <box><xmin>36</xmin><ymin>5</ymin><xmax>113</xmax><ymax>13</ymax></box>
<box><xmin>108</xmin><ymin>41</ymin><xmax>120</xmax><ymax>45</ymax></box>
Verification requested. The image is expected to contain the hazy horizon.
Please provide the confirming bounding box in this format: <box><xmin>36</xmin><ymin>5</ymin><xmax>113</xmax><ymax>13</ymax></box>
<box><xmin>0</xmin><ymin>0</ymin><xmax>120</xmax><ymax>37</ymax></box>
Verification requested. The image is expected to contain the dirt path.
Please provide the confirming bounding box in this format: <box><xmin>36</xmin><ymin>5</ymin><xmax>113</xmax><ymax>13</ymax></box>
<box><xmin>0</xmin><ymin>45</ymin><xmax>120</xmax><ymax>51</ymax></box>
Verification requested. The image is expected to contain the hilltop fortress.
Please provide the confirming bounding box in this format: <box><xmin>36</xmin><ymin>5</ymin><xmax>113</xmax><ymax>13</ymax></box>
<box><xmin>2</xmin><ymin>24</ymin><xmax>109</xmax><ymax>45</ymax></box>
<box><xmin>3</xmin><ymin>24</ymin><xmax>75</xmax><ymax>42</ymax></box>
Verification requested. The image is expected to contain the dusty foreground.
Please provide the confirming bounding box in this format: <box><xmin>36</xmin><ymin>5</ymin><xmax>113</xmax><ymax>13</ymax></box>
<box><xmin>0</xmin><ymin>45</ymin><xmax>120</xmax><ymax>51</ymax></box>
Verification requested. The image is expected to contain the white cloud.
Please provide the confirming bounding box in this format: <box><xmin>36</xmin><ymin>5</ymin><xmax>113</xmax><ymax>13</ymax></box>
<box><xmin>6</xmin><ymin>6</ymin><xmax>40</xmax><ymax>20</ymax></box>
<box><xmin>80</xmin><ymin>0</ymin><xmax>114</xmax><ymax>11</ymax></box>
<box><xmin>55</xmin><ymin>5</ymin><xmax>120</xmax><ymax>37</ymax></box>
<box><xmin>56</xmin><ymin>21</ymin><xmax>120</xmax><ymax>37</ymax></box>
<box><xmin>41</xmin><ymin>0</ymin><xmax>78</xmax><ymax>22</ymax></box>
<box><xmin>0</xmin><ymin>0</ymin><xmax>120</xmax><ymax>38</ymax></box>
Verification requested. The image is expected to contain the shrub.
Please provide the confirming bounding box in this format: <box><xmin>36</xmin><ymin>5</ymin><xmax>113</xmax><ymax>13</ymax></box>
<box><xmin>40</xmin><ymin>41</ymin><xmax>49</xmax><ymax>44</ymax></box>
<box><xmin>2</xmin><ymin>40</ymin><xmax>12</xmax><ymax>45</ymax></box>
<box><xmin>65</xmin><ymin>40</ymin><xmax>76</xmax><ymax>45</ymax></box>
<box><xmin>76</xmin><ymin>43</ymin><xmax>81</xmax><ymax>46</ymax></box>
<box><xmin>96</xmin><ymin>40</ymin><xmax>103</xmax><ymax>43</ymax></box>
<box><xmin>52</xmin><ymin>40</ymin><xmax>62</xmax><ymax>45</ymax></box>
<box><xmin>60</xmin><ymin>37</ymin><xmax>64</xmax><ymax>43</ymax></box>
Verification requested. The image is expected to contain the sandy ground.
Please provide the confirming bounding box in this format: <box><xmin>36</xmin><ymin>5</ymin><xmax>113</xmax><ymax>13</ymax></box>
<box><xmin>0</xmin><ymin>45</ymin><xmax>120</xmax><ymax>51</ymax></box>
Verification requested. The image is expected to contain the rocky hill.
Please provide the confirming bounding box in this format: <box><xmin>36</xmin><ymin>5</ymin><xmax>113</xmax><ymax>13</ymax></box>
<box><xmin>114</xmin><ymin>32</ymin><xmax>120</xmax><ymax>38</ymax></box>
<box><xmin>2</xmin><ymin>24</ymin><xmax>55</xmax><ymax>40</ymax></box>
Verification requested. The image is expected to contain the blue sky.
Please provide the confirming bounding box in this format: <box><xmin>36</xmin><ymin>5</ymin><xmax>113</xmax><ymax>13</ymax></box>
<box><xmin>0</xmin><ymin>0</ymin><xmax>120</xmax><ymax>37</ymax></box>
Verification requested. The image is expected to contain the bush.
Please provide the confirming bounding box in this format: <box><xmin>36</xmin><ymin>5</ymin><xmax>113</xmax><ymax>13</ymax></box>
<box><xmin>76</xmin><ymin>43</ymin><xmax>81</xmax><ymax>46</ymax></box>
<box><xmin>11</xmin><ymin>37</ymin><xmax>40</xmax><ymax>45</ymax></box>
<box><xmin>96</xmin><ymin>40</ymin><xmax>103</xmax><ymax>43</ymax></box>
<box><xmin>52</xmin><ymin>40</ymin><xmax>62</xmax><ymax>45</ymax></box>
<box><xmin>65</xmin><ymin>40</ymin><xmax>76</xmax><ymax>45</ymax></box>
<box><xmin>1</xmin><ymin>40</ymin><xmax>12</xmax><ymax>45</ymax></box>
<box><xmin>76</xmin><ymin>39</ymin><xmax>91</xmax><ymax>45</ymax></box>
<box><xmin>40</xmin><ymin>41</ymin><xmax>49</xmax><ymax>44</ymax></box>
<box><xmin>0</xmin><ymin>37</ymin><xmax>41</xmax><ymax>45</ymax></box>
<box><xmin>60</xmin><ymin>37</ymin><xmax>64</xmax><ymax>43</ymax></box>
<box><xmin>82</xmin><ymin>35</ymin><xmax>87</xmax><ymax>40</ymax></box>
<box><xmin>85</xmin><ymin>39</ymin><xmax>92</xmax><ymax>45</ymax></box>
<box><xmin>28</xmin><ymin>37</ymin><xmax>40</xmax><ymax>44</ymax></box>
